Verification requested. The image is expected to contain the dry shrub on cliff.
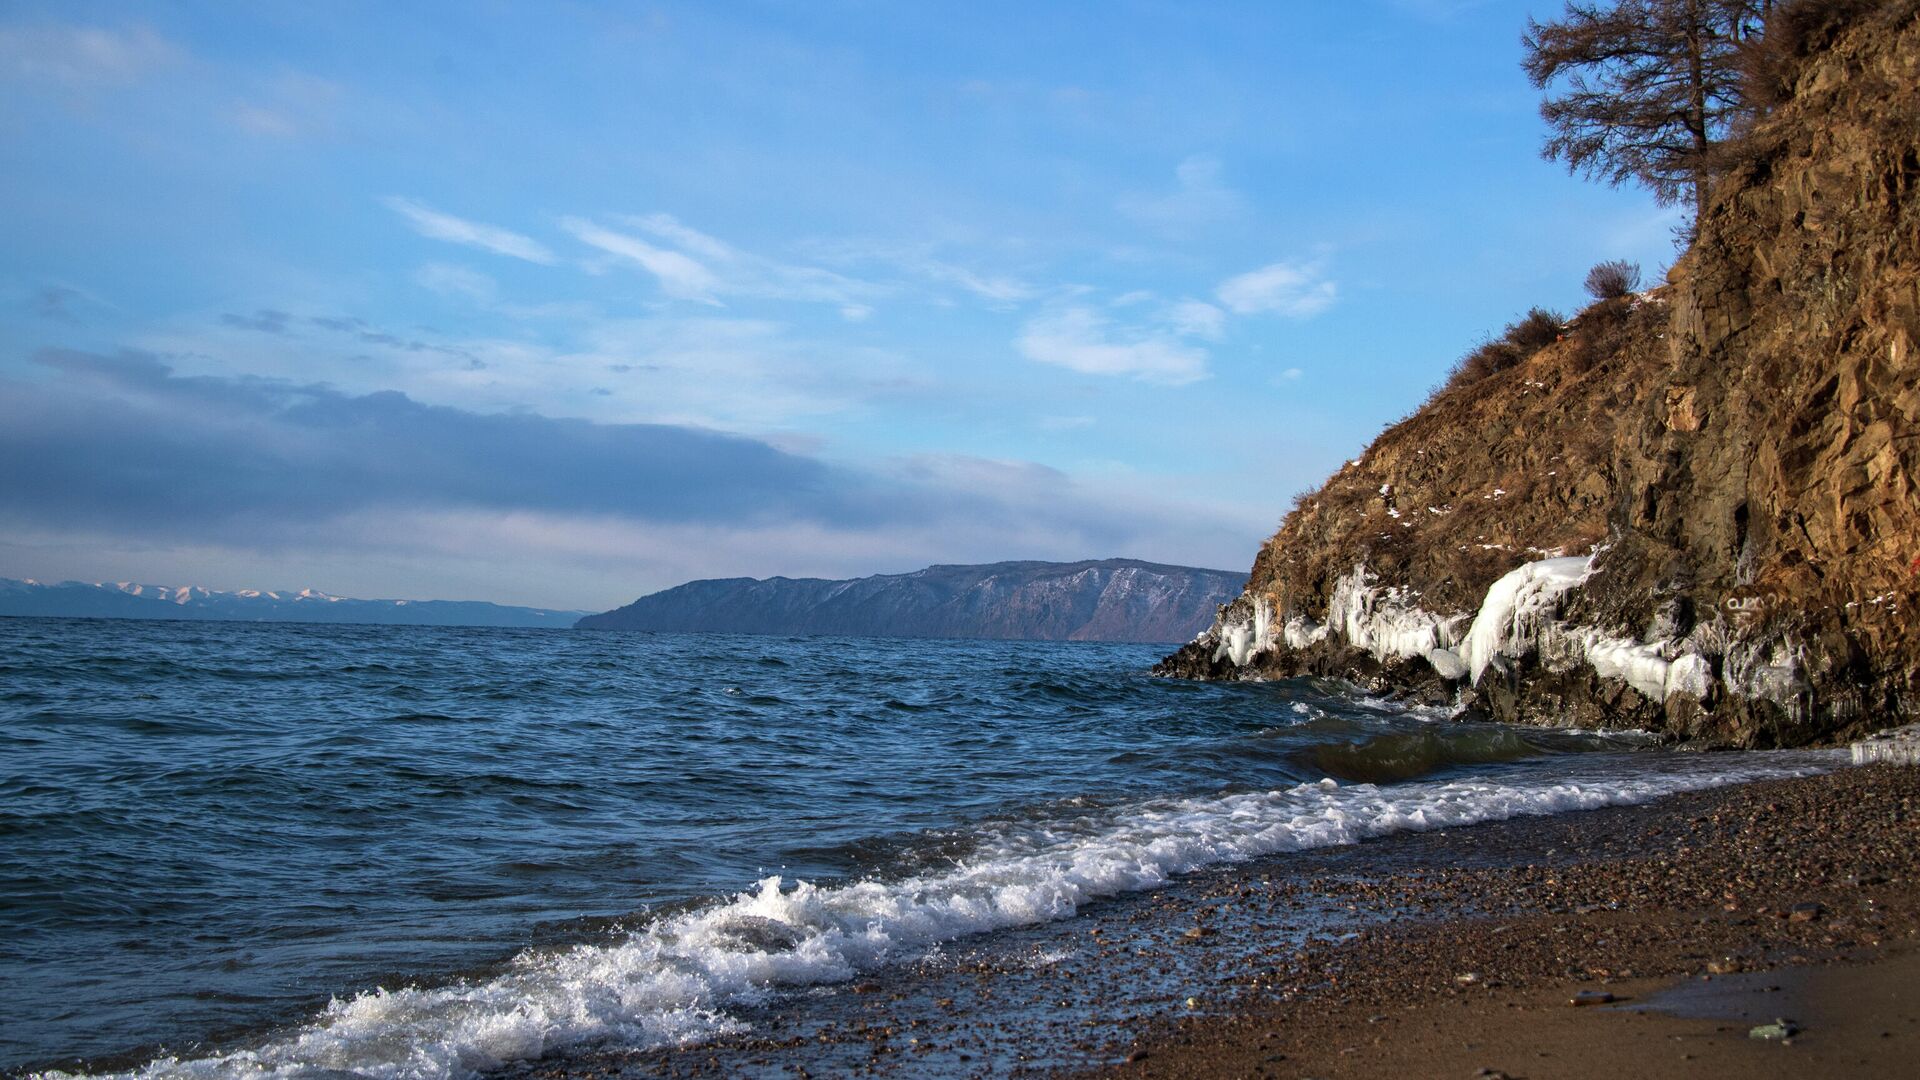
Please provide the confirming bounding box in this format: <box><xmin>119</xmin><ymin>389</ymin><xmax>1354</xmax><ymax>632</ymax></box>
<box><xmin>1449</xmin><ymin>340</ymin><xmax>1523</xmax><ymax>387</ymax></box>
<box><xmin>1438</xmin><ymin>307</ymin><xmax>1567</xmax><ymax>395</ymax></box>
<box><xmin>1507</xmin><ymin>307</ymin><xmax>1566</xmax><ymax>352</ymax></box>
<box><xmin>1584</xmin><ymin>259</ymin><xmax>1641</xmax><ymax>300</ymax></box>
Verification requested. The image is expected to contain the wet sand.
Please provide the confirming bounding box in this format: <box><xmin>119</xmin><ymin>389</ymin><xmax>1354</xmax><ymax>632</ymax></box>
<box><xmin>518</xmin><ymin>764</ymin><xmax>1920</xmax><ymax>1079</ymax></box>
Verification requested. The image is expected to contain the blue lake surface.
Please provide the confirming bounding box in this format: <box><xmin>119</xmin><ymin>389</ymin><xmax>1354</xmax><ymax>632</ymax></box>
<box><xmin>0</xmin><ymin>618</ymin><xmax>1834</xmax><ymax>1077</ymax></box>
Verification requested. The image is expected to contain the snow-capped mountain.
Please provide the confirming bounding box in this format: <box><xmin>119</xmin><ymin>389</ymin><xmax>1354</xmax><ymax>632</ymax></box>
<box><xmin>0</xmin><ymin>577</ymin><xmax>582</xmax><ymax>628</ymax></box>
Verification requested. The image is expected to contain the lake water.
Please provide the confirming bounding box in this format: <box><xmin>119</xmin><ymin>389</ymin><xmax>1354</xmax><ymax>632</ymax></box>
<box><xmin>0</xmin><ymin>618</ymin><xmax>1835</xmax><ymax>1077</ymax></box>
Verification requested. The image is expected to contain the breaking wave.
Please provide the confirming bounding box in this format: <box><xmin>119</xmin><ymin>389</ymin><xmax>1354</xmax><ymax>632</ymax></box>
<box><xmin>53</xmin><ymin>750</ymin><xmax>1839</xmax><ymax>1080</ymax></box>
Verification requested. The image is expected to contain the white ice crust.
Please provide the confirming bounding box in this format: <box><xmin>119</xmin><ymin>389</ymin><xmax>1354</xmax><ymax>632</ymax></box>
<box><xmin>1210</xmin><ymin>554</ymin><xmax>1803</xmax><ymax>710</ymax></box>
<box><xmin>1458</xmin><ymin>556</ymin><xmax>1593</xmax><ymax>685</ymax></box>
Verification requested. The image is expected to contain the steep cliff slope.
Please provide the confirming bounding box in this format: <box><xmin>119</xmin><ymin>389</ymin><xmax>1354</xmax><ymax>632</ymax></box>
<box><xmin>1161</xmin><ymin>3</ymin><xmax>1920</xmax><ymax>747</ymax></box>
<box><xmin>579</xmin><ymin>559</ymin><xmax>1244</xmax><ymax>642</ymax></box>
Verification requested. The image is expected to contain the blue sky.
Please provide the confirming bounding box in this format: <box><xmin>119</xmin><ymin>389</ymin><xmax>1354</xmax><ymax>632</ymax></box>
<box><xmin>0</xmin><ymin>1</ymin><xmax>1682</xmax><ymax>610</ymax></box>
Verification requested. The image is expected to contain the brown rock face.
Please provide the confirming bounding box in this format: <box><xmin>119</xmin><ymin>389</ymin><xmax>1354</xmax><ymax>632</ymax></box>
<box><xmin>1160</xmin><ymin>3</ymin><xmax>1920</xmax><ymax>747</ymax></box>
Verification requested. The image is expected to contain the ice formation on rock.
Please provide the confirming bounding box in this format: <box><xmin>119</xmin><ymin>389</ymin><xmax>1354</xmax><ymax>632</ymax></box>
<box><xmin>1458</xmin><ymin>556</ymin><xmax>1593</xmax><ymax>685</ymax></box>
<box><xmin>1206</xmin><ymin>554</ymin><xmax>1771</xmax><ymax>708</ymax></box>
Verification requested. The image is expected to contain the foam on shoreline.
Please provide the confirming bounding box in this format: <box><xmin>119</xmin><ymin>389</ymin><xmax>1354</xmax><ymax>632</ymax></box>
<box><xmin>45</xmin><ymin>751</ymin><xmax>1840</xmax><ymax>1080</ymax></box>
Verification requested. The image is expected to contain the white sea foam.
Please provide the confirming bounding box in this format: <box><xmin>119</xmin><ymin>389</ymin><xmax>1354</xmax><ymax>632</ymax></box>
<box><xmin>52</xmin><ymin>752</ymin><xmax>1840</xmax><ymax>1080</ymax></box>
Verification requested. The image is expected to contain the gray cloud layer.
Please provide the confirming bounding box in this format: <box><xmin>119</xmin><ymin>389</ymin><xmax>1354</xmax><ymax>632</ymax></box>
<box><xmin>1</xmin><ymin>350</ymin><xmax>851</xmax><ymax>534</ymax></box>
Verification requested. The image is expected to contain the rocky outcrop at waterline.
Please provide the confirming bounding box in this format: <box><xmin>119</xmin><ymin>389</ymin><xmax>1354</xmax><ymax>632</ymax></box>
<box><xmin>1160</xmin><ymin>3</ymin><xmax>1920</xmax><ymax>748</ymax></box>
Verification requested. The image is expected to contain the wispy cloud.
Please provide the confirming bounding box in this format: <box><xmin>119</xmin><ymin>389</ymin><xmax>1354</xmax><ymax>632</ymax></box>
<box><xmin>384</xmin><ymin>197</ymin><xmax>558</xmax><ymax>265</ymax></box>
<box><xmin>623</xmin><ymin>213</ymin><xmax>735</xmax><ymax>263</ymax></box>
<box><xmin>1017</xmin><ymin>306</ymin><xmax>1208</xmax><ymax>385</ymax></box>
<box><xmin>910</xmin><ymin>258</ymin><xmax>1036</xmax><ymax>304</ymax></box>
<box><xmin>569</xmin><ymin>315</ymin><xmax>919</xmax><ymax>428</ymax></box>
<box><xmin>1117</xmin><ymin>155</ymin><xmax>1242</xmax><ymax>232</ymax></box>
<box><xmin>629</xmin><ymin>213</ymin><xmax>881</xmax><ymax>306</ymax></box>
<box><xmin>562</xmin><ymin>216</ymin><xmax>725</xmax><ymax>303</ymax></box>
<box><xmin>807</xmin><ymin>239</ymin><xmax>1036</xmax><ymax>306</ymax></box>
<box><xmin>0</xmin><ymin>23</ymin><xmax>178</xmax><ymax>87</ymax></box>
<box><xmin>566</xmin><ymin>213</ymin><xmax>882</xmax><ymax>310</ymax></box>
<box><xmin>1216</xmin><ymin>259</ymin><xmax>1337</xmax><ymax>317</ymax></box>
<box><xmin>1165</xmin><ymin>299</ymin><xmax>1227</xmax><ymax>340</ymax></box>
<box><xmin>133</xmin><ymin>299</ymin><xmax>904</xmax><ymax>432</ymax></box>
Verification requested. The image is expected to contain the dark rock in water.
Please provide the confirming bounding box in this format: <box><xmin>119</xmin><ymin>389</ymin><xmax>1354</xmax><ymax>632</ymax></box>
<box><xmin>1159</xmin><ymin>8</ymin><xmax>1920</xmax><ymax>748</ymax></box>
<box><xmin>1569</xmin><ymin>990</ymin><xmax>1614</xmax><ymax>1006</ymax></box>
<box><xmin>579</xmin><ymin>559</ymin><xmax>1244</xmax><ymax>643</ymax></box>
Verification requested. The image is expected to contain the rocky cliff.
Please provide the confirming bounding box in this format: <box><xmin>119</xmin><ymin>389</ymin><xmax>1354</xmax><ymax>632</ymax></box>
<box><xmin>1159</xmin><ymin>3</ymin><xmax>1920</xmax><ymax>747</ymax></box>
<box><xmin>577</xmin><ymin>559</ymin><xmax>1244</xmax><ymax>642</ymax></box>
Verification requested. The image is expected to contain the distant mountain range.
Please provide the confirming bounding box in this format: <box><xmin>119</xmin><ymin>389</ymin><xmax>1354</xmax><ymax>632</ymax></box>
<box><xmin>577</xmin><ymin>559</ymin><xmax>1245</xmax><ymax>643</ymax></box>
<box><xmin>0</xmin><ymin>578</ymin><xmax>583</xmax><ymax>628</ymax></box>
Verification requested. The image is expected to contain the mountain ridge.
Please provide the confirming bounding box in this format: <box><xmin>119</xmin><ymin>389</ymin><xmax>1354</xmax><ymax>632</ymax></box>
<box><xmin>0</xmin><ymin>577</ymin><xmax>584</xmax><ymax>628</ymax></box>
<box><xmin>577</xmin><ymin>558</ymin><xmax>1244</xmax><ymax>642</ymax></box>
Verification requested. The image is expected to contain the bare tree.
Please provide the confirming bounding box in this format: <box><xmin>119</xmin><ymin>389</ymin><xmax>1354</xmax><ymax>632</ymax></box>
<box><xmin>1524</xmin><ymin>1</ymin><xmax>1770</xmax><ymax>229</ymax></box>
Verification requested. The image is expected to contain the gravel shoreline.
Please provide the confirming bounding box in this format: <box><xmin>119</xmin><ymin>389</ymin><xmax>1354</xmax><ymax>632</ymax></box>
<box><xmin>1074</xmin><ymin>764</ymin><xmax>1920</xmax><ymax>1078</ymax></box>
